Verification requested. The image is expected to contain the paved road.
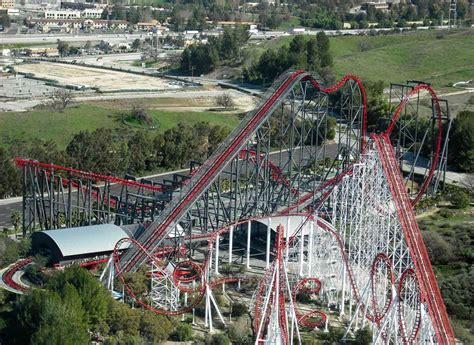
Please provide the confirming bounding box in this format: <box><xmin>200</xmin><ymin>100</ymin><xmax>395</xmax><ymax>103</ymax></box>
<box><xmin>0</xmin><ymin>33</ymin><xmax>145</xmax><ymax>45</ymax></box>
<box><xmin>0</xmin><ymin>25</ymin><xmax>455</xmax><ymax>45</ymax></box>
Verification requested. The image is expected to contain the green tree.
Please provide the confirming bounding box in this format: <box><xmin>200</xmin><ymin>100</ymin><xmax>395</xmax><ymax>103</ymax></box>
<box><xmin>306</xmin><ymin>37</ymin><xmax>318</xmax><ymax>70</ymax></box>
<box><xmin>107</xmin><ymin>300</ymin><xmax>141</xmax><ymax>337</ymax></box>
<box><xmin>97</xmin><ymin>40</ymin><xmax>112</xmax><ymax>53</ymax></box>
<box><xmin>131</xmin><ymin>38</ymin><xmax>141</xmax><ymax>50</ymax></box>
<box><xmin>450</xmin><ymin>189</ymin><xmax>470</xmax><ymax>209</ymax></box>
<box><xmin>0</xmin><ymin>148</ymin><xmax>21</xmax><ymax>199</ymax></box>
<box><xmin>449</xmin><ymin>111</ymin><xmax>474</xmax><ymax>173</ymax></box>
<box><xmin>422</xmin><ymin>230</ymin><xmax>455</xmax><ymax>265</ymax></box>
<box><xmin>127</xmin><ymin>132</ymin><xmax>154</xmax><ymax>174</ymax></box>
<box><xmin>57</xmin><ymin>40</ymin><xmax>69</xmax><ymax>56</ymax></box>
<box><xmin>364</xmin><ymin>80</ymin><xmax>390</xmax><ymax>131</ymax></box>
<box><xmin>17</xmin><ymin>289</ymin><xmax>88</xmax><ymax>345</ymax></box>
<box><xmin>208</xmin><ymin>333</ymin><xmax>230</xmax><ymax>345</ymax></box>
<box><xmin>66</xmin><ymin>128</ymin><xmax>129</xmax><ymax>175</ymax></box>
<box><xmin>139</xmin><ymin>311</ymin><xmax>173</xmax><ymax>343</ymax></box>
<box><xmin>0</xmin><ymin>237</ymin><xmax>30</xmax><ymax>267</ymax></box>
<box><xmin>172</xmin><ymin>322</ymin><xmax>193</xmax><ymax>341</ymax></box>
<box><xmin>10</xmin><ymin>211</ymin><xmax>21</xmax><ymax>236</ymax></box>
<box><xmin>26</xmin><ymin>139</ymin><xmax>68</xmax><ymax>167</ymax></box>
<box><xmin>0</xmin><ymin>14</ymin><xmax>11</xmax><ymax>28</ymax></box>
<box><xmin>104</xmin><ymin>332</ymin><xmax>145</xmax><ymax>345</ymax></box>
<box><xmin>48</xmin><ymin>266</ymin><xmax>111</xmax><ymax>329</ymax></box>
<box><xmin>316</xmin><ymin>32</ymin><xmax>332</xmax><ymax>68</ymax></box>
<box><xmin>354</xmin><ymin>326</ymin><xmax>372</xmax><ymax>344</ymax></box>
<box><xmin>83</xmin><ymin>41</ymin><xmax>92</xmax><ymax>51</ymax></box>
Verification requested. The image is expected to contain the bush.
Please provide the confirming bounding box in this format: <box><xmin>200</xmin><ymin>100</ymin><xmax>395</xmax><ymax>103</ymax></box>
<box><xmin>172</xmin><ymin>323</ymin><xmax>193</xmax><ymax>341</ymax></box>
<box><xmin>438</xmin><ymin>208</ymin><xmax>455</xmax><ymax>218</ymax></box>
<box><xmin>215</xmin><ymin>93</ymin><xmax>235</xmax><ymax>109</ymax></box>
<box><xmin>228</xmin><ymin>316</ymin><xmax>252</xmax><ymax>345</ymax></box>
<box><xmin>422</xmin><ymin>231</ymin><xmax>456</xmax><ymax>265</ymax></box>
<box><xmin>128</xmin><ymin>105</ymin><xmax>155</xmax><ymax>128</ymax></box>
<box><xmin>139</xmin><ymin>311</ymin><xmax>173</xmax><ymax>343</ymax></box>
<box><xmin>451</xmin><ymin>189</ymin><xmax>470</xmax><ymax>209</ymax></box>
<box><xmin>207</xmin><ymin>333</ymin><xmax>230</xmax><ymax>345</ymax></box>
<box><xmin>231</xmin><ymin>303</ymin><xmax>248</xmax><ymax>317</ymax></box>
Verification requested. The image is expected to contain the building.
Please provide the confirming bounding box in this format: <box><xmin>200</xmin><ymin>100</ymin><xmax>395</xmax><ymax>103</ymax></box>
<box><xmin>0</xmin><ymin>0</ymin><xmax>14</xmax><ymax>9</ymax></box>
<box><xmin>81</xmin><ymin>8</ymin><xmax>103</xmax><ymax>18</ymax></box>
<box><xmin>83</xmin><ymin>19</ymin><xmax>128</xmax><ymax>31</ymax></box>
<box><xmin>30</xmin><ymin>18</ymin><xmax>82</xmax><ymax>32</ymax></box>
<box><xmin>44</xmin><ymin>8</ymin><xmax>103</xmax><ymax>19</ymax></box>
<box><xmin>29</xmin><ymin>18</ymin><xmax>128</xmax><ymax>32</ymax></box>
<box><xmin>31</xmin><ymin>224</ymin><xmax>135</xmax><ymax>266</ymax></box>
<box><xmin>44</xmin><ymin>9</ymin><xmax>81</xmax><ymax>19</ymax></box>
<box><xmin>136</xmin><ymin>19</ymin><xmax>160</xmax><ymax>31</ymax></box>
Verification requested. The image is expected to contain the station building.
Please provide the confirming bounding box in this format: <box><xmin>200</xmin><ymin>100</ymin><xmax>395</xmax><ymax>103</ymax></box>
<box><xmin>31</xmin><ymin>224</ymin><xmax>139</xmax><ymax>266</ymax></box>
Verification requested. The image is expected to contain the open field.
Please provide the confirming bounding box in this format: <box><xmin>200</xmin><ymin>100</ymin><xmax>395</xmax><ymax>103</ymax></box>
<box><xmin>0</xmin><ymin>103</ymin><xmax>241</xmax><ymax>148</ymax></box>
<box><xmin>332</xmin><ymin>30</ymin><xmax>474</xmax><ymax>90</ymax></box>
<box><xmin>14</xmin><ymin>62</ymin><xmax>179</xmax><ymax>91</ymax></box>
<box><xmin>245</xmin><ymin>29</ymin><xmax>474</xmax><ymax>91</ymax></box>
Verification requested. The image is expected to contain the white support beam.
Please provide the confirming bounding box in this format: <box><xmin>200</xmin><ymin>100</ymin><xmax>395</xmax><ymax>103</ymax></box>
<box><xmin>246</xmin><ymin>220</ymin><xmax>251</xmax><ymax>269</ymax></box>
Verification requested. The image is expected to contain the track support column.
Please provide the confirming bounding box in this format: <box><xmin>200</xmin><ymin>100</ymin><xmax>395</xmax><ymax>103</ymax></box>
<box><xmin>215</xmin><ymin>235</ymin><xmax>219</xmax><ymax>274</ymax></box>
<box><xmin>229</xmin><ymin>226</ymin><xmax>233</xmax><ymax>264</ymax></box>
<box><xmin>266</xmin><ymin>218</ymin><xmax>272</xmax><ymax>268</ymax></box>
<box><xmin>246</xmin><ymin>220</ymin><xmax>251</xmax><ymax>269</ymax></box>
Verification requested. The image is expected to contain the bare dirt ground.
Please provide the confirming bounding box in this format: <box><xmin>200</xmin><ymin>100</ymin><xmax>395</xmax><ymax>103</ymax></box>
<box><xmin>83</xmin><ymin>90</ymin><xmax>256</xmax><ymax>113</ymax></box>
<box><xmin>14</xmin><ymin>62</ymin><xmax>179</xmax><ymax>92</ymax></box>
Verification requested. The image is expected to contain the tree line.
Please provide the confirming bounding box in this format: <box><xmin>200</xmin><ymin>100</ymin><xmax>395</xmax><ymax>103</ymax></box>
<box><xmin>0</xmin><ymin>121</ymin><xmax>230</xmax><ymax>199</ymax></box>
<box><xmin>0</xmin><ymin>265</ymin><xmax>177</xmax><ymax>344</ymax></box>
<box><xmin>180</xmin><ymin>25</ymin><xmax>250</xmax><ymax>75</ymax></box>
<box><xmin>243</xmin><ymin>33</ymin><xmax>333</xmax><ymax>85</ymax></box>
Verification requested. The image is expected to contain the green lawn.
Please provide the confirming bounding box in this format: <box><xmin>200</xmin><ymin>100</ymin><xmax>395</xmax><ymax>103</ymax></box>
<box><xmin>0</xmin><ymin>104</ymin><xmax>240</xmax><ymax>149</ymax></box>
<box><xmin>244</xmin><ymin>29</ymin><xmax>474</xmax><ymax>90</ymax></box>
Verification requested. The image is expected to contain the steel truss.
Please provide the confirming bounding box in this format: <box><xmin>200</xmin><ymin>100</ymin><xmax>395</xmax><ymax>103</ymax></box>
<box><xmin>17</xmin><ymin>159</ymin><xmax>181</xmax><ymax>235</ymax></box>
<box><xmin>388</xmin><ymin>82</ymin><xmax>451</xmax><ymax>201</ymax></box>
<box><xmin>18</xmin><ymin>70</ymin><xmax>455</xmax><ymax>344</ymax></box>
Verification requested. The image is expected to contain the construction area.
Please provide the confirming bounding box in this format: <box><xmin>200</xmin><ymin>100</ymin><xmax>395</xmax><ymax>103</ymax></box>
<box><xmin>13</xmin><ymin>61</ymin><xmax>183</xmax><ymax>92</ymax></box>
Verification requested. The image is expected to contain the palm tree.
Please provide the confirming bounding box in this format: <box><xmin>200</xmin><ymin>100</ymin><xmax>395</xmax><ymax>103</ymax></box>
<box><xmin>10</xmin><ymin>211</ymin><xmax>21</xmax><ymax>238</ymax></box>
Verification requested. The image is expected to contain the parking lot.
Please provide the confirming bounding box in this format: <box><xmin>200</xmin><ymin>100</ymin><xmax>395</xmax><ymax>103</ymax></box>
<box><xmin>0</xmin><ymin>74</ymin><xmax>63</xmax><ymax>99</ymax></box>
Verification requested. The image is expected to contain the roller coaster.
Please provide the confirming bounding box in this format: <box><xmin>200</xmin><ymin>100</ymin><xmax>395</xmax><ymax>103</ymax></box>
<box><xmin>14</xmin><ymin>70</ymin><xmax>454</xmax><ymax>344</ymax></box>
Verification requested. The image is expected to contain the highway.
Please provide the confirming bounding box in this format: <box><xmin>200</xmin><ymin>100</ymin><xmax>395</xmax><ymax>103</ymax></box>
<box><xmin>0</xmin><ymin>32</ymin><xmax>145</xmax><ymax>45</ymax></box>
<box><xmin>0</xmin><ymin>26</ymin><xmax>453</xmax><ymax>45</ymax></box>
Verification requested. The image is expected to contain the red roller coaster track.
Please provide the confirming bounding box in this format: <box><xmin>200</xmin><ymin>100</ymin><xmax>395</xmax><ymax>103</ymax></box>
<box><xmin>122</xmin><ymin>71</ymin><xmax>369</xmax><ymax>274</ymax></box>
<box><xmin>12</xmin><ymin>71</ymin><xmax>455</xmax><ymax>344</ymax></box>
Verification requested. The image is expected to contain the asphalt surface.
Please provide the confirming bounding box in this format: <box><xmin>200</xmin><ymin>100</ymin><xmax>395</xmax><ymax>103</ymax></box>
<box><xmin>0</xmin><ymin>25</ymin><xmax>454</xmax><ymax>45</ymax></box>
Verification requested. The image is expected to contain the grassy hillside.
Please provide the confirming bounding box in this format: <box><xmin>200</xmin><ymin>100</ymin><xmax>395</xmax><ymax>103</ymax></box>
<box><xmin>332</xmin><ymin>30</ymin><xmax>474</xmax><ymax>89</ymax></box>
<box><xmin>0</xmin><ymin>103</ymin><xmax>239</xmax><ymax>149</ymax></box>
<box><xmin>244</xmin><ymin>29</ymin><xmax>474</xmax><ymax>90</ymax></box>
<box><xmin>417</xmin><ymin>205</ymin><xmax>474</xmax><ymax>343</ymax></box>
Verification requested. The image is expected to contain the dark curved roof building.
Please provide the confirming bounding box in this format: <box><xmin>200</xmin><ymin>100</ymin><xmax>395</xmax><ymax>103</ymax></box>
<box><xmin>31</xmin><ymin>224</ymin><xmax>134</xmax><ymax>265</ymax></box>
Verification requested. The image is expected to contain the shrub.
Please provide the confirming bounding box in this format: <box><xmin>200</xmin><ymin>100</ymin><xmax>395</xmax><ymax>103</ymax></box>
<box><xmin>207</xmin><ymin>333</ymin><xmax>230</xmax><ymax>345</ymax></box>
<box><xmin>451</xmin><ymin>189</ymin><xmax>470</xmax><ymax>209</ymax></box>
<box><xmin>231</xmin><ymin>303</ymin><xmax>248</xmax><ymax>317</ymax></box>
<box><xmin>228</xmin><ymin>316</ymin><xmax>252</xmax><ymax>345</ymax></box>
<box><xmin>438</xmin><ymin>208</ymin><xmax>455</xmax><ymax>218</ymax></box>
<box><xmin>422</xmin><ymin>231</ymin><xmax>456</xmax><ymax>264</ymax></box>
<box><xmin>172</xmin><ymin>323</ymin><xmax>193</xmax><ymax>341</ymax></box>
